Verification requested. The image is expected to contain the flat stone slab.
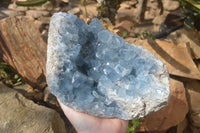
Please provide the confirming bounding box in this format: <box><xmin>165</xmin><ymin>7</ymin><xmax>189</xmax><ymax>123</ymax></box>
<box><xmin>46</xmin><ymin>12</ymin><xmax>170</xmax><ymax>120</ymax></box>
<box><xmin>0</xmin><ymin>82</ymin><xmax>66</xmax><ymax>133</ymax></box>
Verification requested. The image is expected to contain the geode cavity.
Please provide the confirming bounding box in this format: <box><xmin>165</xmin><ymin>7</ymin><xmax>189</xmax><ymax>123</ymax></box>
<box><xmin>46</xmin><ymin>12</ymin><xmax>170</xmax><ymax>120</ymax></box>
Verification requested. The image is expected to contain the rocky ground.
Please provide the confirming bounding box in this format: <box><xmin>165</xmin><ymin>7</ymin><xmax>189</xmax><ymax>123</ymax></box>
<box><xmin>0</xmin><ymin>0</ymin><xmax>200</xmax><ymax>133</ymax></box>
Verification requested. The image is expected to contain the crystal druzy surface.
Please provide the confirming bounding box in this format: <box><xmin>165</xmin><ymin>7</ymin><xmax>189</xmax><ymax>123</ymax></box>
<box><xmin>47</xmin><ymin>12</ymin><xmax>170</xmax><ymax>120</ymax></box>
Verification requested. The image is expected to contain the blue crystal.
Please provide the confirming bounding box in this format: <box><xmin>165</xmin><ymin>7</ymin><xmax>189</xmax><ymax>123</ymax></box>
<box><xmin>111</xmin><ymin>35</ymin><xmax>123</xmax><ymax>49</ymax></box>
<box><xmin>72</xmin><ymin>71</ymin><xmax>88</xmax><ymax>88</ymax></box>
<box><xmin>47</xmin><ymin>12</ymin><xmax>170</xmax><ymax>120</ymax></box>
<box><xmin>98</xmin><ymin>30</ymin><xmax>113</xmax><ymax>44</ymax></box>
<box><xmin>89</xmin><ymin>18</ymin><xmax>103</xmax><ymax>35</ymax></box>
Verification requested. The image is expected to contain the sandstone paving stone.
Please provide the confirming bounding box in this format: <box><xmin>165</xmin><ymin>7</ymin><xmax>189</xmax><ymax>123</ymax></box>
<box><xmin>0</xmin><ymin>82</ymin><xmax>66</xmax><ymax>133</ymax></box>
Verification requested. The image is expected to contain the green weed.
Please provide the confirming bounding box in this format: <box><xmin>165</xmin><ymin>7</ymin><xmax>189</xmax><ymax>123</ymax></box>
<box><xmin>126</xmin><ymin>119</ymin><xmax>141</xmax><ymax>133</ymax></box>
<box><xmin>0</xmin><ymin>62</ymin><xmax>21</xmax><ymax>86</ymax></box>
<box><xmin>123</xmin><ymin>31</ymin><xmax>128</xmax><ymax>39</ymax></box>
<box><xmin>121</xmin><ymin>23</ymin><xmax>155</xmax><ymax>39</ymax></box>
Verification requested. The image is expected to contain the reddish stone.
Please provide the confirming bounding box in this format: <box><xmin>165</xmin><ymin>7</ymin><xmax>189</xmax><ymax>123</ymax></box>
<box><xmin>0</xmin><ymin>16</ymin><xmax>47</xmax><ymax>90</ymax></box>
<box><xmin>125</xmin><ymin>39</ymin><xmax>200</xmax><ymax>80</ymax></box>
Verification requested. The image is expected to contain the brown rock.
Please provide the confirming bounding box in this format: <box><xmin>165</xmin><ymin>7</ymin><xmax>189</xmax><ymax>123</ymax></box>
<box><xmin>34</xmin><ymin>20</ymin><xmax>44</xmax><ymax>32</ymax></box>
<box><xmin>68</xmin><ymin>7</ymin><xmax>81</xmax><ymax>15</ymax></box>
<box><xmin>53</xmin><ymin>7</ymin><xmax>61</xmax><ymax>12</ymax></box>
<box><xmin>38</xmin><ymin>17</ymin><xmax>51</xmax><ymax>25</ymax></box>
<box><xmin>16</xmin><ymin>6</ymin><xmax>28</xmax><ymax>12</ymax></box>
<box><xmin>115</xmin><ymin>20</ymin><xmax>135</xmax><ymax>37</ymax></box>
<box><xmin>0</xmin><ymin>82</ymin><xmax>66</xmax><ymax>133</ymax></box>
<box><xmin>177</xmin><ymin>118</ymin><xmax>188</xmax><ymax>133</ymax></box>
<box><xmin>152</xmin><ymin>14</ymin><xmax>167</xmax><ymax>25</ymax></box>
<box><xmin>13</xmin><ymin>84</ymin><xmax>76</xmax><ymax>133</ymax></box>
<box><xmin>120</xmin><ymin>2</ymin><xmax>132</xmax><ymax>9</ymax></box>
<box><xmin>124</xmin><ymin>0</ymin><xmax>138</xmax><ymax>7</ymax></box>
<box><xmin>79</xmin><ymin>3</ymin><xmax>98</xmax><ymax>17</ymax></box>
<box><xmin>16</xmin><ymin>6</ymin><xmax>28</xmax><ymax>15</ymax></box>
<box><xmin>196</xmin><ymin>60</ymin><xmax>200</xmax><ymax>71</ymax></box>
<box><xmin>116</xmin><ymin>3</ymin><xmax>137</xmax><ymax>22</ymax></box>
<box><xmin>14</xmin><ymin>83</ymin><xmax>44</xmax><ymax>103</ymax></box>
<box><xmin>0</xmin><ymin>8</ymin><xmax>18</xmax><ymax>20</ymax></box>
<box><xmin>0</xmin><ymin>16</ymin><xmax>47</xmax><ymax>90</ymax></box>
<box><xmin>136</xmin><ymin>78</ymin><xmax>188</xmax><ymax>131</ymax></box>
<box><xmin>190</xmin><ymin>126</ymin><xmax>200</xmax><ymax>133</ymax></box>
<box><xmin>125</xmin><ymin>39</ymin><xmax>200</xmax><ymax>80</ymax></box>
<box><xmin>41</xmin><ymin>29</ymin><xmax>48</xmax><ymax>43</ymax></box>
<box><xmin>26</xmin><ymin>10</ymin><xmax>50</xmax><ymax>19</ymax></box>
<box><xmin>168</xmin><ymin>28</ymin><xmax>200</xmax><ymax>59</ymax></box>
<box><xmin>185</xmin><ymin>80</ymin><xmax>200</xmax><ymax>128</ymax></box>
<box><xmin>42</xmin><ymin>1</ymin><xmax>54</xmax><ymax>11</ymax></box>
<box><xmin>152</xmin><ymin>13</ymin><xmax>168</xmax><ymax>31</ymax></box>
<box><xmin>163</xmin><ymin>0</ymin><xmax>180</xmax><ymax>11</ymax></box>
<box><xmin>8</xmin><ymin>3</ymin><xmax>17</xmax><ymax>10</ymax></box>
<box><xmin>27</xmin><ymin>6</ymin><xmax>44</xmax><ymax>11</ymax></box>
<box><xmin>62</xmin><ymin>0</ymin><xmax>69</xmax><ymax>3</ymax></box>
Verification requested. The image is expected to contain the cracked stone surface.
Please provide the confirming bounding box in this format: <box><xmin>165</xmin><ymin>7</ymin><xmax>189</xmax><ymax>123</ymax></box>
<box><xmin>46</xmin><ymin>12</ymin><xmax>170</xmax><ymax>120</ymax></box>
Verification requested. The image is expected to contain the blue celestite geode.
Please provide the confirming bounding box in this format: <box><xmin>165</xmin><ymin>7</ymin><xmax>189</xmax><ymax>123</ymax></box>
<box><xmin>46</xmin><ymin>12</ymin><xmax>170</xmax><ymax>120</ymax></box>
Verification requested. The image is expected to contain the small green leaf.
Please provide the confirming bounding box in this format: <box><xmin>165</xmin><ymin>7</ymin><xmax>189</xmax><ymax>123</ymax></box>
<box><xmin>130</xmin><ymin>23</ymin><xmax>136</xmax><ymax>30</ymax></box>
<box><xmin>1</xmin><ymin>70</ymin><xmax>8</xmax><ymax>79</ymax></box>
<box><xmin>17</xmin><ymin>78</ymin><xmax>22</xmax><ymax>83</ymax></box>
<box><xmin>123</xmin><ymin>31</ymin><xmax>128</xmax><ymax>39</ymax></box>
<box><xmin>126</xmin><ymin>119</ymin><xmax>141</xmax><ymax>133</ymax></box>
<box><xmin>14</xmin><ymin>74</ymin><xmax>19</xmax><ymax>79</ymax></box>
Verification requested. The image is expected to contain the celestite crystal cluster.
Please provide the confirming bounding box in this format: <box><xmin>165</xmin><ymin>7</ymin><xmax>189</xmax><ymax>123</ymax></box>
<box><xmin>46</xmin><ymin>12</ymin><xmax>170</xmax><ymax>120</ymax></box>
